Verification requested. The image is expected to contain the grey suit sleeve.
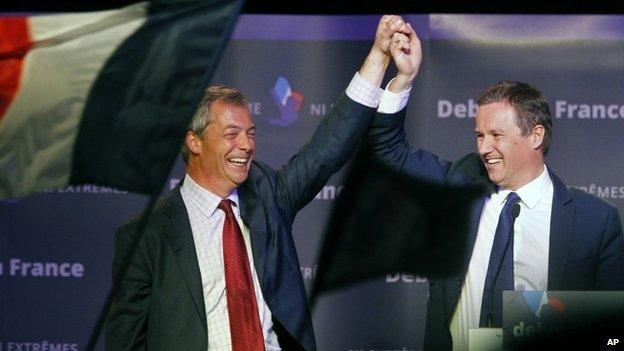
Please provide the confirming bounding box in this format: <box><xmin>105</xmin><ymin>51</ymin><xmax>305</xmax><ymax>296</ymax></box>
<box><xmin>105</xmin><ymin>223</ymin><xmax>151</xmax><ymax>351</ymax></box>
<box><xmin>595</xmin><ymin>205</ymin><xmax>624</xmax><ymax>289</ymax></box>
<box><xmin>275</xmin><ymin>93</ymin><xmax>376</xmax><ymax>219</ymax></box>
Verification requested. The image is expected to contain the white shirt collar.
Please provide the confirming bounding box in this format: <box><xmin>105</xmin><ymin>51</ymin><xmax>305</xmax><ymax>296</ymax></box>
<box><xmin>492</xmin><ymin>164</ymin><xmax>552</xmax><ymax>210</ymax></box>
<box><xmin>181</xmin><ymin>173</ymin><xmax>240</xmax><ymax>216</ymax></box>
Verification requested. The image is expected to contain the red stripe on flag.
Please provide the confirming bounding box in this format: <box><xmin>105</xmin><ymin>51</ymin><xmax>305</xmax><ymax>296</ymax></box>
<box><xmin>0</xmin><ymin>17</ymin><xmax>32</xmax><ymax>120</ymax></box>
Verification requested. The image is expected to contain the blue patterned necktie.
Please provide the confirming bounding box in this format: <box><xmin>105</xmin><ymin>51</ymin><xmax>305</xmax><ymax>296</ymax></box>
<box><xmin>479</xmin><ymin>192</ymin><xmax>521</xmax><ymax>327</ymax></box>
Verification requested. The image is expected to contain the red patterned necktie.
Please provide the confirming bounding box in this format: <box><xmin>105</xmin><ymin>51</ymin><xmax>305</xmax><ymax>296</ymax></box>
<box><xmin>218</xmin><ymin>199</ymin><xmax>265</xmax><ymax>351</ymax></box>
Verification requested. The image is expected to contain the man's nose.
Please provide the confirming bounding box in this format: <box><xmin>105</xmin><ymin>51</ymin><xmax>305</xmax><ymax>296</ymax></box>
<box><xmin>237</xmin><ymin>133</ymin><xmax>253</xmax><ymax>151</ymax></box>
<box><xmin>478</xmin><ymin>136</ymin><xmax>493</xmax><ymax>155</ymax></box>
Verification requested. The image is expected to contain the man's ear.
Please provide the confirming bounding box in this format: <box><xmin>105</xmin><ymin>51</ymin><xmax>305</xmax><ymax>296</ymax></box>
<box><xmin>531</xmin><ymin>125</ymin><xmax>545</xmax><ymax>151</ymax></box>
<box><xmin>185</xmin><ymin>131</ymin><xmax>202</xmax><ymax>156</ymax></box>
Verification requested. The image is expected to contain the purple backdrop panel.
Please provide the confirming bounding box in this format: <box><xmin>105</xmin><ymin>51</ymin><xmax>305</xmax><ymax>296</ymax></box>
<box><xmin>2</xmin><ymin>14</ymin><xmax>624</xmax><ymax>351</ymax></box>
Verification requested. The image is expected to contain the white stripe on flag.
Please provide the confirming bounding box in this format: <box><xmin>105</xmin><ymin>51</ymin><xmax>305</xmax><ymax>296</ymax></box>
<box><xmin>0</xmin><ymin>3</ymin><xmax>148</xmax><ymax>199</ymax></box>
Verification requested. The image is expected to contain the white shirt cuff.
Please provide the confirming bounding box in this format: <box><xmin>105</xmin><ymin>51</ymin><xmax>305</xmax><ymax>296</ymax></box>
<box><xmin>346</xmin><ymin>71</ymin><xmax>383</xmax><ymax>108</ymax></box>
<box><xmin>377</xmin><ymin>77</ymin><xmax>411</xmax><ymax>114</ymax></box>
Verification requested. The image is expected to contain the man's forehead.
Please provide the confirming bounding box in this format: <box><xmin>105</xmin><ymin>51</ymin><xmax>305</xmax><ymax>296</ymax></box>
<box><xmin>475</xmin><ymin>102</ymin><xmax>521</xmax><ymax>130</ymax></box>
<box><xmin>212</xmin><ymin>100</ymin><xmax>250</xmax><ymax>112</ymax></box>
<box><xmin>211</xmin><ymin>101</ymin><xmax>253</xmax><ymax>124</ymax></box>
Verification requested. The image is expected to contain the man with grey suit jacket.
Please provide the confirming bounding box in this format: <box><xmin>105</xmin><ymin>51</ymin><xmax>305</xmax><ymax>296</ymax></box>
<box><xmin>106</xmin><ymin>15</ymin><xmax>416</xmax><ymax>351</ymax></box>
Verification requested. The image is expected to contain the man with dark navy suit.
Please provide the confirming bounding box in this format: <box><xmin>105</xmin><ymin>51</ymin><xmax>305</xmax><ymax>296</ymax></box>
<box><xmin>105</xmin><ymin>15</ymin><xmax>416</xmax><ymax>351</ymax></box>
<box><xmin>369</xmin><ymin>17</ymin><xmax>624</xmax><ymax>351</ymax></box>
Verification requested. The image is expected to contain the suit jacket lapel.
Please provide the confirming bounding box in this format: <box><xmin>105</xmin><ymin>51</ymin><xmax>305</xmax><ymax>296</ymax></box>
<box><xmin>447</xmin><ymin>153</ymin><xmax>493</xmax><ymax>269</ymax></box>
<box><xmin>442</xmin><ymin>196</ymin><xmax>488</xmax><ymax>320</ymax></box>
<box><xmin>445</xmin><ymin>154</ymin><xmax>491</xmax><ymax>308</ymax></box>
<box><xmin>164</xmin><ymin>188</ymin><xmax>207</xmax><ymax>327</ymax></box>
<box><xmin>465</xmin><ymin>197</ymin><xmax>487</xmax><ymax>269</ymax></box>
<box><xmin>239</xmin><ymin>179</ymin><xmax>268</xmax><ymax>286</ymax></box>
<box><xmin>547</xmin><ymin>170</ymin><xmax>574</xmax><ymax>290</ymax></box>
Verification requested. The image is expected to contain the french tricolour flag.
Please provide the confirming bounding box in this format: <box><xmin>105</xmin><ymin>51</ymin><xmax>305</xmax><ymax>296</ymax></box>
<box><xmin>0</xmin><ymin>0</ymin><xmax>242</xmax><ymax>200</ymax></box>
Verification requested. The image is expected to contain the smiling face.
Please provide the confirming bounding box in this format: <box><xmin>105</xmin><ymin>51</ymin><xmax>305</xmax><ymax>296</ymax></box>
<box><xmin>186</xmin><ymin>101</ymin><xmax>255</xmax><ymax>197</ymax></box>
<box><xmin>475</xmin><ymin>101</ymin><xmax>544</xmax><ymax>190</ymax></box>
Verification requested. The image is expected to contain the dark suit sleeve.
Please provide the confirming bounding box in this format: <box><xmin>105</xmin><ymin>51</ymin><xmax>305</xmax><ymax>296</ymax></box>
<box><xmin>105</xmin><ymin>223</ymin><xmax>152</xmax><ymax>351</ymax></box>
<box><xmin>275</xmin><ymin>93</ymin><xmax>377</xmax><ymax>219</ymax></box>
<box><xmin>595</xmin><ymin>205</ymin><xmax>624</xmax><ymax>289</ymax></box>
<box><xmin>366</xmin><ymin>108</ymin><xmax>451</xmax><ymax>183</ymax></box>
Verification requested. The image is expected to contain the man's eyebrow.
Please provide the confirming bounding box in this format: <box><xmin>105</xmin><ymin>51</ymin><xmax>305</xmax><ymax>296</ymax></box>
<box><xmin>474</xmin><ymin>128</ymin><xmax>503</xmax><ymax>134</ymax></box>
<box><xmin>222</xmin><ymin>124</ymin><xmax>255</xmax><ymax>131</ymax></box>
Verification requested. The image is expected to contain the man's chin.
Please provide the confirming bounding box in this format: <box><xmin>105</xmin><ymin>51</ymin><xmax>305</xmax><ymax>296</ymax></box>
<box><xmin>231</xmin><ymin>172</ymin><xmax>249</xmax><ymax>186</ymax></box>
<box><xmin>487</xmin><ymin>172</ymin><xmax>502</xmax><ymax>185</ymax></box>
